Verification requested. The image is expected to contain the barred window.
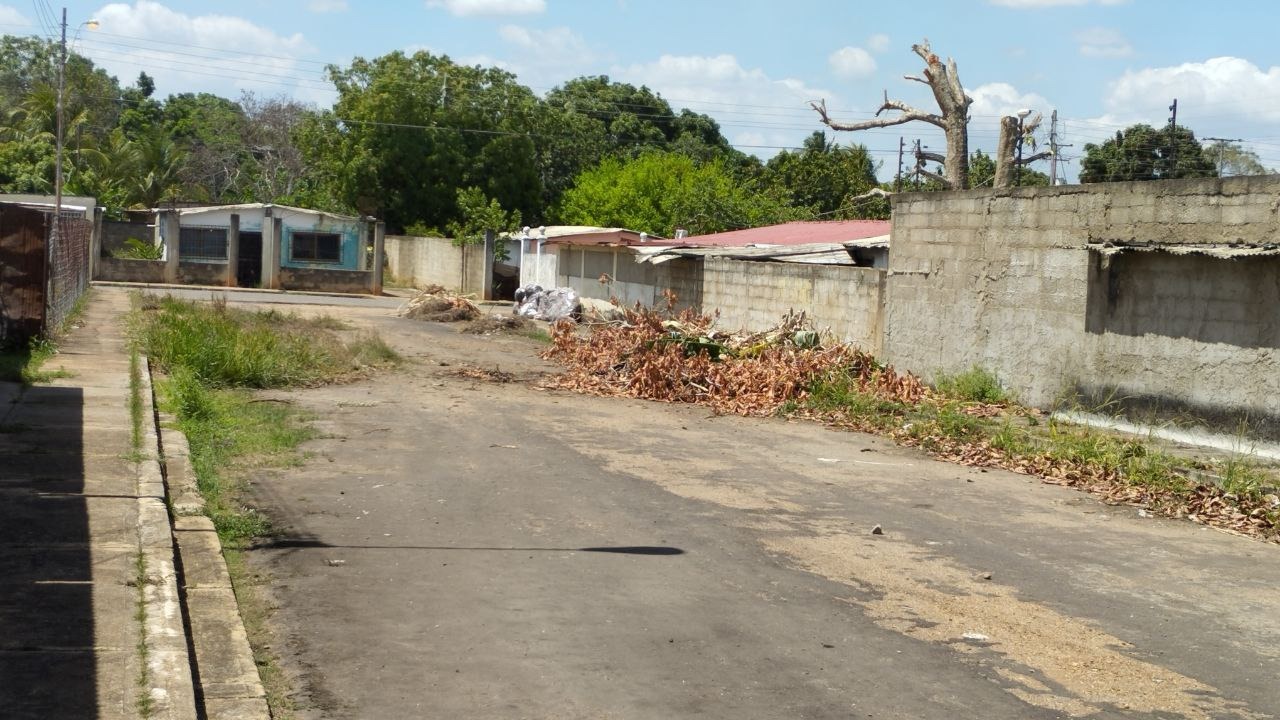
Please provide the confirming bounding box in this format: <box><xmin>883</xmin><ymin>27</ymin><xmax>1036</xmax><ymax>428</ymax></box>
<box><xmin>291</xmin><ymin>232</ymin><xmax>342</xmax><ymax>263</ymax></box>
<box><xmin>178</xmin><ymin>226</ymin><xmax>228</xmax><ymax>260</ymax></box>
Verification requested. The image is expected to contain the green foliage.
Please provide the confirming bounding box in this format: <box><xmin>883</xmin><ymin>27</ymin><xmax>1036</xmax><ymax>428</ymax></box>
<box><xmin>0</xmin><ymin>335</ymin><xmax>70</xmax><ymax>384</ymax></box>
<box><xmin>934</xmin><ymin>366</ymin><xmax>1010</xmax><ymax>403</ymax></box>
<box><xmin>1201</xmin><ymin>140</ymin><xmax>1273</xmax><ymax>177</ymax></box>
<box><xmin>112</xmin><ymin>237</ymin><xmax>164</xmax><ymax>260</ymax></box>
<box><xmin>1080</xmin><ymin>123</ymin><xmax>1218</xmax><ymax>183</ymax></box>
<box><xmin>761</xmin><ymin>131</ymin><xmax>889</xmax><ymax>219</ymax></box>
<box><xmin>137</xmin><ymin>297</ymin><xmax>389</xmax><ymax>388</ymax></box>
<box><xmin>307</xmin><ymin>50</ymin><xmax>543</xmax><ymax>232</ymax></box>
<box><xmin>557</xmin><ymin>150</ymin><xmax>802</xmax><ymax>236</ymax></box>
<box><xmin>968</xmin><ymin>149</ymin><xmax>1050</xmax><ymax>188</ymax></box>
<box><xmin>445</xmin><ymin>186</ymin><xmax>522</xmax><ymax>247</ymax></box>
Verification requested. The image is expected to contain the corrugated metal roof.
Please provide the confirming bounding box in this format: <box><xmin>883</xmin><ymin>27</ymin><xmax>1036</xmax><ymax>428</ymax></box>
<box><xmin>637</xmin><ymin>236</ymin><xmax>890</xmax><ymax>266</ymax></box>
<box><xmin>1087</xmin><ymin>242</ymin><xmax>1280</xmax><ymax>259</ymax></box>
<box><xmin>688</xmin><ymin>219</ymin><xmax>891</xmax><ymax>247</ymax></box>
<box><xmin>165</xmin><ymin>203</ymin><xmax>364</xmax><ymax>223</ymax></box>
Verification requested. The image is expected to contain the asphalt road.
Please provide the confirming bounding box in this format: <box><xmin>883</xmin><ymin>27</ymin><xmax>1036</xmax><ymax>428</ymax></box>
<box><xmin>207</xmin><ymin>293</ymin><xmax>1279</xmax><ymax>719</ymax></box>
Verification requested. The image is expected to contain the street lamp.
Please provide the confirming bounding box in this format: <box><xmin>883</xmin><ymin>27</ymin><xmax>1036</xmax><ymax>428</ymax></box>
<box><xmin>1015</xmin><ymin>108</ymin><xmax>1032</xmax><ymax>187</ymax></box>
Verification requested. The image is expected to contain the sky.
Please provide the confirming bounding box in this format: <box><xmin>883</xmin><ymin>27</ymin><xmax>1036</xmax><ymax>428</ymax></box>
<box><xmin>6</xmin><ymin>0</ymin><xmax>1280</xmax><ymax>183</ymax></box>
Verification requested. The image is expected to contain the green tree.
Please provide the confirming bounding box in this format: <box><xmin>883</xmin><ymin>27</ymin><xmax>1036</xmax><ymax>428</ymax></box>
<box><xmin>442</xmin><ymin>186</ymin><xmax>521</xmax><ymax>264</ymax></box>
<box><xmin>967</xmin><ymin>149</ymin><xmax>1049</xmax><ymax>188</ymax></box>
<box><xmin>1201</xmin><ymin>140</ymin><xmax>1273</xmax><ymax>177</ymax></box>
<box><xmin>162</xmin><ymin>92</ymin><xmax>249</xmax><ymax>202</ymax></box>
<box><xmin>0</xmin><ymin>36</ymin><xmax>121</xmax><ymax>194</ymax></box>
<box><xmin>762</xmin><ymin>131</ymin><xmax>888</xmax><ymax>219</ymax></box>
<box><xmin>307</xmin><ymin>50</ymin><xmax>542</xmax><ymax>233</ymax></box>
<box><xmin>1080</xmin><ymin>123</ymin><xmax>1217</xmax><ymax>183</ymax></box>
<box><xmin>556</xmin><ymin>150</ymin><xmax>801</xmax><ymax>237</ymax></box>
<box><xmin>534</xmin><ymin>76</ymin><xmax>745</xmax><ymax>211</ymax></box>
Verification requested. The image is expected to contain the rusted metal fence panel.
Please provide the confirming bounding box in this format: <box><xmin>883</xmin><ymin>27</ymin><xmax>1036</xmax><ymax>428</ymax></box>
<box><xmin>0</xmin><ymin>205</ymin><xmax>92</xmax><ymax>345</ymax></box>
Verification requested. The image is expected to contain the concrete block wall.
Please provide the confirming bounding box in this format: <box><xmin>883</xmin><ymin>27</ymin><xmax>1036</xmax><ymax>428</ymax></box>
<box><xmin>884</xmin><ymin>175</ymin><xmax>1280</xmax><ymax>436</ymax></box>
<box><xmin>703</xmin><ymin>257</ymin><xmax>885</xmax><ymax>353</ymax></box>
<box><xmin>383</xmin><ymin>235</ymin><xmax>487</xmax><ymax>295</ymax></box>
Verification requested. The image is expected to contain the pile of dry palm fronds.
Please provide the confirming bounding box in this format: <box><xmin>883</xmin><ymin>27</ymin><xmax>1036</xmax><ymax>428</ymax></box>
<box><xmin>399</xmin><ymin>287</ymin><xmax>481</xmax><ymax>322</ymax></box>
<box><xmin>541</xmin><ymin>304</ymin><xmax>923</xmax><ymax>415</ymax></box>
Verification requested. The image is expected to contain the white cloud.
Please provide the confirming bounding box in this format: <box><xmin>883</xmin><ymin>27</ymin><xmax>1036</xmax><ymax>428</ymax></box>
<box><xmin>990</xmin><ymin>0</ymin><xmax>1127</xmax><ymax>6</ymax></box>
<box><xmin>867</xmin><ymin>33</ymin><xmax>890</xmax><ymax>54</ymax></box>
<box><xmin>307</xmin><ymin>0</ymin><xmax>348</xmax><ymax>12</ymax></box>
<box><xmin>425</xmin><ymin>0</ymin><xmax>545</xmax><ymax>17</ymax></box>
<box><xmin>968</xmin><ymin>82</ymin><xmax>1053</xmax><ymax>121</ymax></box>
<box><xmin>492</xmin><ymin>24</ymin><xmax>593</xmax><ymax>89</ymax></box>
<box><xmin>85</xmin><ymin>1</ymin><xmax>328</xmax><ymax>103</ymax></box>
<box><xmin>614</xmin><ymin>53</ymin><xmax>837</xmax><ymax>157</ymax></box>
<box><xmin>0</xmin><ymin>4</ymin><xmax>30</xmax><ymax>27</ymax></box>
<box><xmin>828</xmin><ymin>46</ymin><xmax>876</xmax><ymax>79</ymax></box>
<box><xmin>1104</xmin><ymin>57</ymin><xmax>1280</xmax><ymax>124</ymax></box>
<box><xmin>1075</xmin><ymin>27</ymin><xmax>1132</xmax><ymax>58</ymax></box>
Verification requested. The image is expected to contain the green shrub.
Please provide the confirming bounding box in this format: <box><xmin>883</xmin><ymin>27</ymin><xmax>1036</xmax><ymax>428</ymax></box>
<box><xmin>112</xmin><ymin>237</ymin><xmax>163</xmax><ymax>260</ymax></box>
<box><xmin>935</xmin><ymin>365</ymin><xmax>1010</xmax><ymax>403</ymax></box>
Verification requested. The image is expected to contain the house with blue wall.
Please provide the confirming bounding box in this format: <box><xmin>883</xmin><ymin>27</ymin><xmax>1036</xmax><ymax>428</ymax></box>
<box><xmin>94</xmin><ymin>203</ymin><xmax>387</xmax><ymax>294</ymax></box>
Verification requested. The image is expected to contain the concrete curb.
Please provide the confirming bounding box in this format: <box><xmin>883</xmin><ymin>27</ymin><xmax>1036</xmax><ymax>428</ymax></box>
<box><xmin>136</xmin><ymin>358</ymin><xmax>199</xmax><ymax>720</ymax></box>
<box><xmin>93</xmin><ymin>279</ymin><xmax>386</xmax><ymax>301</ymax></box>
<box><xmin>148</xmin><ymin>364</ymin><xmax>272</xmax><ymax>720</ymax></box>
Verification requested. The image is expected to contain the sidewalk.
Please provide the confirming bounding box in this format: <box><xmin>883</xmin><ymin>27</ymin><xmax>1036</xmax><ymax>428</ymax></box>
<box><xmin>0</xmin><ymin>288</ymin><xmax>195</xmax><ymax>719</ymax></box>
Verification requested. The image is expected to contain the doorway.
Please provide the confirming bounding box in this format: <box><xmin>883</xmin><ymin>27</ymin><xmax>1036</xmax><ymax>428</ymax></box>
<box><xmin>237</xmin><ymin>232</ymin><xmax>262</xmax><ymax>287</ymax></box>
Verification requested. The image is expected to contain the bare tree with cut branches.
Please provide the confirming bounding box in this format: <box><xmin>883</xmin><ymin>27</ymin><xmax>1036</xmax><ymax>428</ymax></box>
<box><xmin>812</xmin><ymin>40</ymin><xmax>972</xmax><ymax>190</ymax></box>
<box><xmin>813</xmin><ymin>39</ymin><xmax>1052</xmax><ymax>190</ymax></box>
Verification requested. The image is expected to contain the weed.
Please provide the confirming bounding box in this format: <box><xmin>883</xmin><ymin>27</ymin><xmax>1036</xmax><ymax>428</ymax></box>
<box><xmin>112</xmin><ymin>237</ymin><xmax>164</xmax><ymax>260</ymax></box>
<box><xmin>935</xmin><ymin>403</ymin><xmax>986</xmax><ymax>441</ymax></box>
<box><xmin>522</xmin><ymin>327</ymin><xmax>552</xmax><ymax>344</ymax></box>
<box><xmin>133</xmin><ymin>551</ymin><xmax>155</xmax><ymax>718</ymax></box>
<box><xmin>0</xmin><ymin>336</ymin><xmax>73</xmax><ymax>384</ymax></box>
<box><xmin>349</xmin><ymin>331</ymin><xmax>401</xmax><ymax>366</ymax></box>
<box><xmin>935</xmin><ymin>365</ymin><xmax>1010</xmax><ymax>404</ymax></box>
<box><xmin>129</xmin><ymin>349</ymin><xmax>144</xmax><ymax>453</ymax></box>
<box><xmin>159</xmin><ymin>381</ymin><xmax>314</xmax><ymax>548</ymax></box>
<box><xmin>138</xmin><ymin>297</ymin><xmax>383</xmax><ymax>388</ymax></box>
<box><xmin>1220</xmin><ymin>455</ymin><xmax>1269</xmax><ymax>496</ymax></box>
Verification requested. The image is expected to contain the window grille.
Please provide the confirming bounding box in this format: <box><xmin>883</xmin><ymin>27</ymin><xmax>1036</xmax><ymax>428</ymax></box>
<box><xmin>178</xmin><ymin>226</ymin><xmax>228</xmax><ymax>260</ymax></box>
<box><xmin>291</xmin><ymin>232</ymin><xmax>342</xmax><ymax>263</ymax></box>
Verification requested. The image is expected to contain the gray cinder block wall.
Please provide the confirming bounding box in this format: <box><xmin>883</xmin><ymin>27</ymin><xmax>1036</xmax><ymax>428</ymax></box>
<box><xmin>885</xmin><ymin>175</ymin><xmax>1280</xmax><ymax>436</ymax></box>
<box><xmin>702</xmin><ymin>257</ymin><xmax>885</xmax><ymax>354</ymax></box>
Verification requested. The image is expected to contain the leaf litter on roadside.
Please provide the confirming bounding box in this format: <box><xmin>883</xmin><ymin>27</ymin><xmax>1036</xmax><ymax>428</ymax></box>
<box><xmin>539</xmin><ymin>295</ymin><xmax>1280</xmax><ymax>543</ymax></box>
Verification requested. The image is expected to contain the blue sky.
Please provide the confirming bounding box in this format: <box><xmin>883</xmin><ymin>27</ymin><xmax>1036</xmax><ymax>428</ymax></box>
<box><xmin>7</xmin><ymin>0</ymin><xmax>1280</xmax><ymax>182</ymax></box>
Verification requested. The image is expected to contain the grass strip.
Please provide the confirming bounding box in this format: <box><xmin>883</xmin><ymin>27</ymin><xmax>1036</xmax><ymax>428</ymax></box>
<box><xmin>135</xmin><ymin>296</ymin><xmax>398</xmax><ymax>719</ymax></box>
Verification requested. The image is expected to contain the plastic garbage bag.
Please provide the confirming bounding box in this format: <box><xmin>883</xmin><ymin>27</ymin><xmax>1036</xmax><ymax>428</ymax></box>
<box><xmin>513</xmin><ymin>284</ymin><xmax>581</xmax><ymax>321</ymax></box>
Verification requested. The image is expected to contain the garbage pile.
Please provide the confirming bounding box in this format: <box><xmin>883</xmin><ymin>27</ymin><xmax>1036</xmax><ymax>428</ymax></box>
<box><xmin>513</xmin><ymin>284</ymin><xmax>581</xmax><ymax>322</ymax></box>
<box><xmin>541</xmin><ymin>303</ymin><xmax>924</xmax><ymax>416</ymax></box>
<box><xmin>399</xmin><ymin>287</ymin><xmax>481</xmax><ymax>322</ymax></box>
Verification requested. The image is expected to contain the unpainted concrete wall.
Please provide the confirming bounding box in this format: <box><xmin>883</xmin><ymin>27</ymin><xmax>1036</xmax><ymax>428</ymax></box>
<box><xmin>102</xmin><ymin>220</ymin><xmax>154</xmax><ymax>256</ymax></box>
<box><xmin>96</xmin><ymin>257</ymin><xmax>166</xmax><ymax>283</ymax></box>
<box><xmin>384</xmin><ymin>235</ymin><xmax>486</xmax><ymax>295</ymax></box>
<box><xmin>177</xmin><ymin>261</ymin><xmax>229</xmax><ymax>286</ymax></box>
<box><xmin>702</xmin><ymin>257</ymin><xmax>885</xmax><ymax>353</ymax></box>
<box><xmin>885</xmin><ymin>175</ymin><xmax>1280</xmax><ymax>436</ymax></box>
<box><xmin>279</xmin><ymin>267</ymin><xmax>374</xmax><ymax>294</ymax></box>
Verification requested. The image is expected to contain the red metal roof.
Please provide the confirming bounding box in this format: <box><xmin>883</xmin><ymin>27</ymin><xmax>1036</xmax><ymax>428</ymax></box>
<box><xmin>691</xmin><ymin>220</ymin><xmax>890</xmax><ymax>247</ymax></box>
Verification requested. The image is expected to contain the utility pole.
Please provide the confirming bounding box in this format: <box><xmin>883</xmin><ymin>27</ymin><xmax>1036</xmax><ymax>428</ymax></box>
<box><xmin>896</xmin><ymin>136</ymin><xmax>904</xmax><ymax>192</ymax></box>
<box><xmin>913</xmin><ymin>139</ymin><xmax>922</xmax><ymax>190</ymax></box>
<box><xmin>1203</xmin><ymin>137</ymin><xmax>1243</xmax><ymax>176</ymax></box>
<box><xmin>1167</xmin><ymin>98</ymin><xmax>1179</xmax><ymax>175</ymax></box>
<box><xmin>1048</xmin><ymin>109</ymin><xmax>1073</xmax><ymax>186</ymax></box>
<box><xmin>53</xmin><ymin>7</ymin><xmax>66</xmax><ymax>252</ymax></box>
